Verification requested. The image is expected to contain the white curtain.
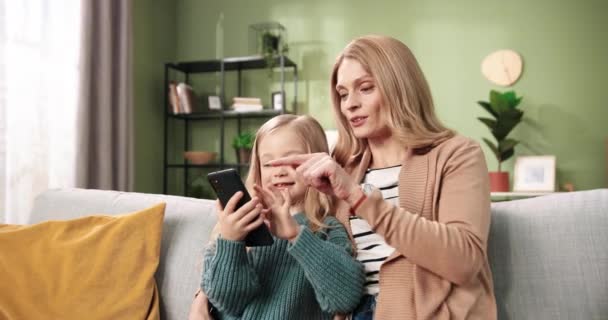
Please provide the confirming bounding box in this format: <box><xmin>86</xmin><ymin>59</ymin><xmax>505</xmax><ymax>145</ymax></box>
<box><xmin>0</xmin><ymin>0</ymin><xmax>81</xmax><ymax>223</ymax></box>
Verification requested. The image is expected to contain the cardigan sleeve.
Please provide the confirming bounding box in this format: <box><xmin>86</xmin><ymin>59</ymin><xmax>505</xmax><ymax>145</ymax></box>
<box><xmin>353</xmin><ymin>140</ymin><xmax>491</xmax><ymax>285</ymax></box>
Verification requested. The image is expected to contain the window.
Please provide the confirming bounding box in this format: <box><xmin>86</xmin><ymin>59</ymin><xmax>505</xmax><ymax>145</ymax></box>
<box><xmin>0</xmin><ymin>0</ymin><xmax>80</xmax><ymax>223</ymax></box>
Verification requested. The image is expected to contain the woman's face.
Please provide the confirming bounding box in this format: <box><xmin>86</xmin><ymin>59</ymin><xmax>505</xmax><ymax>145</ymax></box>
<box><xmin>336</xmin><ymin>58</ymin><xmax>390</xmax><ymax>139</ymax></box>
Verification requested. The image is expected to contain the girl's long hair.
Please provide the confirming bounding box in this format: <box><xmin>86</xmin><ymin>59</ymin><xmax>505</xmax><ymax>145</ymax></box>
<box><xmin>246</xmin><ymin>114</ymin><xmax>334</xmax><ymax>232</ymax></box>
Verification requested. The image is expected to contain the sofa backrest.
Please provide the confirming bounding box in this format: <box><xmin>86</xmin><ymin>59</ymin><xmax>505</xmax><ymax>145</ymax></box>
<box><xmin>489</xmin><ymin>189</ymin><xmax>608</xmax><ymax>319</ymax></box>
<box><xmin>29</xmin><ymin>188</ymin><xmax>608</xmax><ymax>319</ymax></box>
<box><xmin>28</xmin><ymin>188</ymin><xmax>218</xmax><ymax>320</ymax></box>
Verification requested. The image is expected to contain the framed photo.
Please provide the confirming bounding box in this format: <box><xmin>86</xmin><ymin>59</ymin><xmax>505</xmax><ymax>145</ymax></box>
<box><xmin>208</xmin><ymin>95</ymin><xmax>222</xmax><ymax>110</ymax></box>
<box><xmin>271</xmin><ymin>91</ymin><xmax>284</xmax><ymax>111</ymax></box>
<box><xmin>513</xmin><ymin>156</ymin><xmax>556</xmax><ymax>192</ymax></box>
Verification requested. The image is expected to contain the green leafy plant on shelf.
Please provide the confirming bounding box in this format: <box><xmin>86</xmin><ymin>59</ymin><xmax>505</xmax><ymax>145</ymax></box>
<box><xmin>232</xmin><ymin>132</ymin><xmax>255</xmax><ymax>164</ymax></box>
<box><xmin>188</xmin><ymin>175</ymin><xmax>215</xmax><ymax>199</ymax></box>
<box><xmin>261</xmin><ymin>31</ymin><xmax>289</xmax><ymax>77</ymax></box>
<box><xmin>476</xmin><ymin>90</ymin><xmax>524</xmax><ymax>172</ymax></box>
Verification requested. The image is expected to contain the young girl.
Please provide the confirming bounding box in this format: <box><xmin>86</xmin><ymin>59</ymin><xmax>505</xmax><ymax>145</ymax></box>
<box><xmin>201</xmin><ymin>114</ymin><xmax>365</xmax><ymax>320</ymax></box>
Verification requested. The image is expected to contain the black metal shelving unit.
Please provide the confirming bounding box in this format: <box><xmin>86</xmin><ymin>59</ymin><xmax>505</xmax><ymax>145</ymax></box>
<box><xmin>162</xmin><ymin>55</ymin><xmax>298</xmax><ymax>196</ymax></box>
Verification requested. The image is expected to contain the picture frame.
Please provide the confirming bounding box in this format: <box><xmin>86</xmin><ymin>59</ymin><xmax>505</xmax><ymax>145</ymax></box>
<box><xmin>208</xmin><ymin>95</ymin><xmax>222</xmax><ymax>110</ymax></box>
<box><xmin>271</xmin><ymin>91</ymin><xmax>284</xmax><ymax>111</ymax></box>
<box><xmin>513</xmin><ymin>155</ymin><xmax>556</xmax><ymax>192</ymax></box>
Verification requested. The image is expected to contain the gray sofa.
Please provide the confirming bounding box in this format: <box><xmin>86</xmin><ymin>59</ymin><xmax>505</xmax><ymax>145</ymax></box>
<box><xmin>488</xmin><ymin>189</ymin><xmax>607</xmax><ymax>319</ymax></box>
<box><xmin>27</xmin><ymin>188</ymin><xmax>607</xmax><ymax>319</ymax></box>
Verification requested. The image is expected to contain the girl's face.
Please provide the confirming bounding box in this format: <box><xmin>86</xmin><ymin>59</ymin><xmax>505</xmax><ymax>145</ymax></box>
<box><xmin>258</xmin><ymin>127</ymin><xmax>308</xmax><ymax>204</ymax></box>
<box><xmin>336</xmin><ymin>58</ymin><xmax>390</xmax><ymax>139</ymax></box>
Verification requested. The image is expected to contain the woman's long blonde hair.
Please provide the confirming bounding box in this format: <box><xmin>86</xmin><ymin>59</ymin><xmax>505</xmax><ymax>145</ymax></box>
<box><xmin>246</xmin><ymin>115</ymin><xmax>334</xmax><ymax>232</ymax></box>
<box><xmin>330</xmin><ymin>35</ymin><xmax>454</xmax><ymax>167</ymax></box>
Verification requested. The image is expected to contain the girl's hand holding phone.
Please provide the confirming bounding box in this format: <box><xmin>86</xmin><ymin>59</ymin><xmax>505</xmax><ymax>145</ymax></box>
<box><xmin>254</xmin><ymin>184</ymin><xmax>299</xmax><ymax>242</ymax></box>
<box><xmin>217</xmin><ymin>191</ymin><xmax>265</xmax><ymax>241</ymax></box>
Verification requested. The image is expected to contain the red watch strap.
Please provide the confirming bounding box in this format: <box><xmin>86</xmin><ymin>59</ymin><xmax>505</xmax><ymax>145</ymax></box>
<box><xmin>349</xmin><ymin>193</ymin><xmax>367</xmax><ymax>216</ymax></box>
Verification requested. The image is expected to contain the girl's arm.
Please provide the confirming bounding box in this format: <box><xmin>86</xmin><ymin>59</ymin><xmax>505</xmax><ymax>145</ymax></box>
<box><xmin>352</xmin><ymin>140</ymin><xmax>491</xmax><ymax>285</ymax></box>
<box><xmin>287</xmin><ymin>216</ymin><xmax>365</xmax><ymax>314</ymax></box>
<box><xmin>201</xmin><ymin>192</ymin><xmax>265</xmax><ymax>316</ymax></box>
<box><xmin>201</xmin><ymin>239</ymin><xmax>260</xmax><ymax>316</ymax></box>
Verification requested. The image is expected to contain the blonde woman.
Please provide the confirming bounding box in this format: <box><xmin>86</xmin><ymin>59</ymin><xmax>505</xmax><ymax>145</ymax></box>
<box><xmin>269</xmin><ymin>36</ymin><xmax>497</xmax><ymax>319</ymax></box>
<box><xmin>195</xmin><ymin>115</ymin><xmax>365</xmax><ymax>320</ymax></box>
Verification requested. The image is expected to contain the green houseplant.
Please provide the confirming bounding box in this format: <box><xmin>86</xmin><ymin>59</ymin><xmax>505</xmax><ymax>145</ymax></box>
<box><xmin>232</xmin><ymin>132</ymin><xmax>255</xmax><ymax>164</ymax></box>
<box><xmin>187</xmin><ymin>175</ymin><xmax>215</xmax><ymax>199</ymax></box>
<box><xmin>476</xmin><ymin>90</ymin><xmax>524</xmax><ymax>191</ymax></box>
<box><xmin>260</xmin><ymin>31</ymin><xmax>288</xmax><ymax>77</ymax></box>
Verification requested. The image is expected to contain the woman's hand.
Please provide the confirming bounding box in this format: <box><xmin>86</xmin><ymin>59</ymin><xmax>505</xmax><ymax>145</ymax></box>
<box><xmin>266</xmin><ymin>153</ymin><xmax>361</xmax><ymax>202</ymax></box>
<box><xmin>217</xmin><ymin>192</ymin><xmax>265</xmax><ymax>241</ymax></box>
<box><xmin>254</xmin><ymin>184</ymin><xmax>299</xmax><ymax>242</ymax></box>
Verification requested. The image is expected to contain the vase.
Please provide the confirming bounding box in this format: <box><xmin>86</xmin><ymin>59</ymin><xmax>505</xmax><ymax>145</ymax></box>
<box><xmin>489</xmin><ymin>172</ymin><xmax>509</xmax><ymax>192</ymax></box>
<box><xmin>236</xmin><ymin>148</ymin><xmax>252</xmax><ymax>164</ymax></box>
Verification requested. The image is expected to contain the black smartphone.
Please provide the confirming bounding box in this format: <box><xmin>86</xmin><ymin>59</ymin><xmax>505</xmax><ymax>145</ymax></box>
<box><xmin>207</xmin><ymin>168</ymin><xmax>274</xmax><ymax>247</ymax></box>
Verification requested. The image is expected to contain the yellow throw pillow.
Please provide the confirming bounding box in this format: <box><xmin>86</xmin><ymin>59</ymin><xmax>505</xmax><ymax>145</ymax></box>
<box><xmin>0</xmin><ymin>203</ymin><xmax>166</xmax><ymax>320</ymax></box>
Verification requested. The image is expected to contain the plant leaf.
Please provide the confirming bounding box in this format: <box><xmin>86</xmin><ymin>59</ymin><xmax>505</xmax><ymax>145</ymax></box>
<box><xmin>232</xmin><ymin>132</ymin><xmax>255</xmax><ymax>149</ymax></box>
<box><xmin>499</xmin><ymin>138</ymin><xmax>519</xmax><ymax>153</ymax></box>
<box><xmin>478</xmin><ymin>117</ymin><xmax>496</xmax><ymax>130</ymax></box>
<box><xmin>490</xmin><ymin>90</ymin><xmax>509</xmax><ymax>114</ymax></box>
<box><xmin>500</xmin><ymin>148</ymin><xmax>515</xmax><ymax>162</ymax></box>
<box><xmin>503</xmin><ymin>91</ymin><xmax>517</xmax><ymax>107</ymax></box>
<box><xmin>504</xmin><ymin>91</ymin><xmax>523</xmax><ymax>108</ymax></box>
<box><xmin>477</xmin><ymin>101</ymin><xmax>498</xmax><ymax>118</ymax></box>
<box><xmin>492</xmin><ymin>109</ymin><xmax>523</xmax><ymax>140</ymax></box>
<box><xmin>482</xmin><ymin>138</ymin><xmax>500</xmax><ymax>160</ymax></box>
<box><xmin>514</xmin><ymin>96</ymin><xmax>523</xmax><ymax>108</ymax></box>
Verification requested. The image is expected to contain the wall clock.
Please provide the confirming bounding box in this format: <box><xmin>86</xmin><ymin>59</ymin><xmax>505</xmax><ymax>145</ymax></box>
<box><xmin>481</xmin><ymin>50</ymin><xmax>523</xmax><ymax>86</ymax></box>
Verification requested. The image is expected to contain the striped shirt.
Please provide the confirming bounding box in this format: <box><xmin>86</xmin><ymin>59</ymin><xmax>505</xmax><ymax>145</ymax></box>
<box><xmin>349</xmin><ymin>165</ymin><xmax>401</xmax><ymax>295</ymax></box>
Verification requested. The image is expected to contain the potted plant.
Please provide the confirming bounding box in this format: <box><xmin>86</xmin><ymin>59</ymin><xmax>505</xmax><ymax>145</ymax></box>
<box><xmin>187</xmin><ymin>175</ymin><xmax>215</xmax><ymax>199</ymax></box>
<box><xmin>476</xmin><ymin>90</ymin><xmax>524</xmax><ymax>192</ymax></box>
<box><xmin>260</xmin><ymin>31</ymin><xmax>288</xmax><ymax>77</ymax></box>
<box><xmin>232</xmin><ymin>132</ymin><xmax>255</xmax><ymax>164</ymax></box>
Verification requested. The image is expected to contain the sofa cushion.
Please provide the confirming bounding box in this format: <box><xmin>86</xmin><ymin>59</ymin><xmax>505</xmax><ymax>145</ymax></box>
<box><xmin>27</xmin><ymin>188</ymin><xmax>218</xmax><ymax>320</ymax></box>
<box><xmin>0</xmin><ymin>203</ymin><xmax>166</xmax><ymax>320</ymax></box>
<box><xmin>489</xmin><ymin>189</ymin><xmax>608</xmax><ymax>319</ymax></box>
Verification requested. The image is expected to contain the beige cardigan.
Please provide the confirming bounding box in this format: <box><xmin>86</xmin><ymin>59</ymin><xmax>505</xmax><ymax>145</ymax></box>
<box><xmin>336</xmin><ymin>135</ymin><xmax>497</xmax><ymax>319</ymax></box>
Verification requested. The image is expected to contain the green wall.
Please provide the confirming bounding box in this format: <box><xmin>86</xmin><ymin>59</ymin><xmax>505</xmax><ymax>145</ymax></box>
<box><xmin>135</xmin><ymin>0</ymin><xmax>608</xmax><ymax>194</ymax></box>
<box><xmin>133</xmin><ymin>0</ymin><xmax>176</xmax><ymax>193</ymax></box>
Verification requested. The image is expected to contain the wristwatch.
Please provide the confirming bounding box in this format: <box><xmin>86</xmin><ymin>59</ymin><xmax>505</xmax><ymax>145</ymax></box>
<box><xmin>361</xmin><ymin>183</ymin><xmax>375</xmax><ymax>196</ymax></box>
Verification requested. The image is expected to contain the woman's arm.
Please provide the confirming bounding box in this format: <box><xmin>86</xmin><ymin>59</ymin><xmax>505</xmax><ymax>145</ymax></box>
<box><xmin>352</xmin><ymin>142</ymin><xmax>490</xmax><ymax>285</ymax></box>
<box><xmin>287</xmin><ymin>217</ymin><xmax>365</xmax><ymax>314</ymax></box>
<box><xmin>267</xmin><ymin>143</ymin><xmax>491</xmax><ymax>286</ymax></box>
<box><xmin>201</xmin><ymin>239</ymin><xmax>261</xmax><ymax>316</ymax></box>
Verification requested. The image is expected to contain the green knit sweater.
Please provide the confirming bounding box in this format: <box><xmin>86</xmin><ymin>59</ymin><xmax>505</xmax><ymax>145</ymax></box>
<box><xmin>201</xmin><ymin>213</ymin><xmax>365</xmax><ymax>320</ymax></box>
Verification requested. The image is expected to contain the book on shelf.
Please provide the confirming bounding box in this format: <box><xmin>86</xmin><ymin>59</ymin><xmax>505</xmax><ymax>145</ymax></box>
<box><xmin>231</xmin><ymin>97</ymin><xmax>263</xmax><ymax>112</ymax></box>
<box><xmin>176</xmin><ymin>83</ymin><xmax>196</xmax><ymax>114</ymax></box>
<box><xmin>232</xmin><ymin>104</ymin><xmax>263</xmax><ymax>112</ymax></box>
<box><xmin>168</xmin><ymin>82</ymin><xmax>197</xmax><ymax>114</ymax></box>
<box><xmin>233</xmin><ymin>97</ymin><xmax>261</xmax><ymax>105</ymax></box>
<box><xmin>168</xmin><ymin>81</ymin><xmax>180</xmax><ymax>114</ymax></box>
